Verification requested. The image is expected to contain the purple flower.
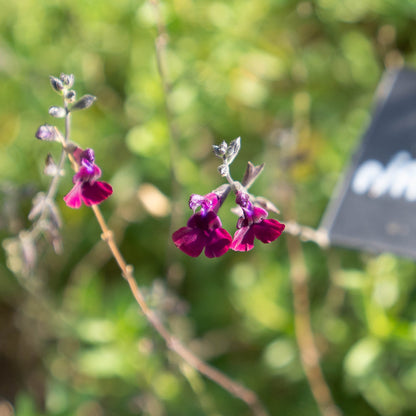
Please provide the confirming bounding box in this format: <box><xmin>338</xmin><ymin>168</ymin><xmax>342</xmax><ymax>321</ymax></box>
<box><xmin>231</xmin><ymin>192</ymin><xmax>285</xmax><ymax>252</ymax></box>
<box><xmin>172</xmin><ymin>193</ymin><xmax>232</xmax><ymax>258</ymax></box>
<box><xmin>63</xmin><ymin>148</ymin><xmax>113</xmax><ymax>209</ymax></box>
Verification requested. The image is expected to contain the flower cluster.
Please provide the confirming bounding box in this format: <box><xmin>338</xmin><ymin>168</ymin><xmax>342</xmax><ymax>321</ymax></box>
<box><xmin>35</xmin><ymin>73</ymin><xmax>113</xmax><ymax>210</ymax></box>
<box><xmin>172</xmin><ymin>138</ymin><xmax>285</xmax><ymax>258</ymax></box>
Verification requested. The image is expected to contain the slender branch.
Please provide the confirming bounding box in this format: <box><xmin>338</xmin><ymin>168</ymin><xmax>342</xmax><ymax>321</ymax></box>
<box><xmin>283</xmin><ymin>221</ymin><xmax>329</xmax><ymax>248</ymax></box>
<box><xmin>91</xmin><ymin>204</ymin><xmax>269</xmax><ymax>416</ymax></box>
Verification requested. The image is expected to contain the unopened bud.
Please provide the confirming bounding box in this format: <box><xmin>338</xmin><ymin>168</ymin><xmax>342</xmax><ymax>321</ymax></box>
<box><xmin>225</xmin><ymin>136</ymin><xmax>241</xmax><ymax>164</ymax></box>
<box><xmin>48</xmin><ymin>106</ymin><xmax>66</xmax><ymax>118</ymax></box>
<box><xmin>59</xmin><ymin>73</ymin><xmax>74</xmax><ymax>88</ymax></box>
<box><xmin>44</xmin><ymin>153</ymin><xmax>64</xmax><ymax>177</ymax></box>
<box><xmin>71</xmin><ymin>94</ymin><xmax>97</xmax><ymax>111</ymax></box>
<box><xmin>65</xmin><ymin>90</ymin><xmax>76</xmax><ymax>103</ymax></box>
<box><xmin>35</xmin><ymin>124</ymin><xmax>58</xmax><ymax>141</ymax></box>
<box><xmin>49</xmin><ymin>76</ymin><xmax>64</xmax><ymax>93</ymax></box>
<box><xmin>213</xmin><ymin>141</ymin><xmax>227</xmax><ymax>157</ymax></box>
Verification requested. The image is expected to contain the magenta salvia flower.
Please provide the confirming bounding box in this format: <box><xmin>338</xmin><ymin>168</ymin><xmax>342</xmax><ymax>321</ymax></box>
<box><xmin>172</xmin><ymin>193</ymin><xmax>232</xmax><ymax>258</ymax></box>
<box><xmin>63</xmin><ymin>148</ymin><xmax>113</xmax><ymax>209</ymax></box>
<box><xmin>231</xmin><ymin>191</ymin><xmax>285</xmax><ymax>252</ymax></box>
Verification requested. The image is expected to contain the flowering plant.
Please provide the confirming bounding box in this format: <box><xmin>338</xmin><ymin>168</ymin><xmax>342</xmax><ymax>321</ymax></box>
<box><xmin>2</xmin><ymin>72</ymin><xmax>338</xmax><ymax>416</ymax></box>
<box><xmin>172</xmin><ymin>137</ymin><xmax>285</xmax><ymax>257</ymax></box>
<box><xmin>3</xmin><ymin>74</ymin><xmax>112</xmax><ymax>277</ymax></box>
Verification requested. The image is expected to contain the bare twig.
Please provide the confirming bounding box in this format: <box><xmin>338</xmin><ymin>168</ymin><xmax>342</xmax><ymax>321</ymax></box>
<box><xmin>283</xmin><ymin>221</ymin><xmax>329</xmax><ymax>248</ymax></box>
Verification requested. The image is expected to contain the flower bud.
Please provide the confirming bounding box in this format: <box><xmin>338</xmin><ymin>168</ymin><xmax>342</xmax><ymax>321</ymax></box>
<box><xmin>35</xmin><ymin>124</ymin><xmax>58</xmax><ymax>141</ymax></box>
<box><xmin>44</xmin><ymin>153</ymin><xmax>64</xmax><ymax>177</ymax></box>
<box><xmin>49</xmin><ymin>76</ymin><xmax>64</xmax><ymax>93</ymax></box>
<box><xmin>71</xmin><ymin>94</ymin><xmax>97</xmax><ymax>111</ymax></box>
<box><xmin>48</xmin><ymin>106</ymin><xmax>66</xmax><ymax>118</ymax></box>
<box><xmin>213</xmin><ymin>141</ymin><xmax>227</xmax><ymax>157</ymax></box>
<box><xmin>59</xmin><ymin>73</ymin><xmax>74</xmax><ymax>88</ymax></box>
<box><xmin>65</xmin><ymin>90</ymin><xmax>76</xmax><ymax>103</ymax></box>
<box><xmin>225</xmin><ymin>136</ymin><xmax>241</xmax><ymax>164</ymax></box>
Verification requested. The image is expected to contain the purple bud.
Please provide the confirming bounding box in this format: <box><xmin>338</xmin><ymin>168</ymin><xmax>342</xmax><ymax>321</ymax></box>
<box><xmin>50</xmin><ymin>76</ymin><xmax>64</xmax><ymax>93</ymax></box>
<box><xmin>48</xmin><ymin>106</ymin><xmax>66</xmax><ymax>118</ymax></box>
<box><xmin>71</xmin><ymin>94</ymin><xmax>97</xmax><ymax>111</ymax></box>
<box><xmin>35</xmin><ymin>124</ymin><xmax>58</xmax><ymax>141</ymax></box>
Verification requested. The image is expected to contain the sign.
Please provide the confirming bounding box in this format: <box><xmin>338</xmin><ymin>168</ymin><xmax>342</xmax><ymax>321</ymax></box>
<box><xmin>320</xmin><ymin>68</ymin><xmax>416</xmax><ymax>259</ymax></box>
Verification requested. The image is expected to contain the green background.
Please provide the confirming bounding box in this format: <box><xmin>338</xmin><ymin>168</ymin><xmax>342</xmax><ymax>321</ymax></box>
<box><xmin>2</xmin><ymin>0</ymin><xmax>416</xmax><ymax>415</ymax></box>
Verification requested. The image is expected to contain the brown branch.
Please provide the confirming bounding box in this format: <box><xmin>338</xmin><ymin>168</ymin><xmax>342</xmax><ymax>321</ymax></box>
<box><xmin>284</xmin><ymin>221</ymin><xmax>329</xmax><ymax>248</ymax></box>
<box><xmin>91</xmin><ymin>204</ymin><xmax>269</xmax><ymax>416</ymax></box>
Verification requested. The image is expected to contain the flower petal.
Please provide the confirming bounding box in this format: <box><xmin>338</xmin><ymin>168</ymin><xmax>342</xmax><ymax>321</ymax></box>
<box><xmin>253</xmin><ymin>219</ymin><xmax>285</xmax><ymax>243</ymax></box>
<box><xmin>252</xmin><ymin>206</ymin><xmax>268</xmax><ymax>223</ymax></box>
<box><xmin>63</xmin><ymin>182</ymin><xmax>83</xmax><ymax>209</ymax></box>
<box><xmin>231</xmin><ymin>226</ymin><xmax>255</xmax><ymax>252</ymax></box>
<box><xmin>205</xmin><ymin>227</ymin><xmax>232</xmax><ymax>258</ymax></box>
<box><xmin>81</xmin><ymin>181</ymin><xmax>113</xmax><ymax>206</ymax></box>
<box><xmin>172</xmin><ymin>227</ymin><xmax>208</xmax><ymax>257</ymax></box>
<box><xmin>187</xmin><ymin>211</ymin><xmax>222</xmax><ymax>231</ymax></box>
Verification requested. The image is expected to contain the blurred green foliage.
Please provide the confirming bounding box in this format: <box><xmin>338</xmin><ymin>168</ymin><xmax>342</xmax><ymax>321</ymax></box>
<box><xmin>2</xmin><ymin>0</ymin><xmax>416</xmax><ymax>415</ymax></box>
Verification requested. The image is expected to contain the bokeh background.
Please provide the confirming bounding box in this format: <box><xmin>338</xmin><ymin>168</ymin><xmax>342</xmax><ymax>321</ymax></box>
<box><xmin>2</xmin><ymin>0</ymin><xmax>416</xmax><ymax>415</ymax></box>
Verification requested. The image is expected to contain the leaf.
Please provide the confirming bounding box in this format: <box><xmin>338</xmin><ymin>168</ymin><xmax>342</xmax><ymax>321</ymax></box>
<box><xmin>241</xmin><ymin>161</ymin><xmax>264</xmax><ymax>188</ymax></box>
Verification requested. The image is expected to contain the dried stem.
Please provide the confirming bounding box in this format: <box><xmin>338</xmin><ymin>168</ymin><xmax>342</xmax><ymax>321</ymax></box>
<box><xmin>91</xmin><ymin>204</ymin><xmax>269</xmax><ymax>416</ymax></box>
<box><xmin>283</xmin><ymin>221</ymin><xmax>329</xmax><ymax>248</ymax></box>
